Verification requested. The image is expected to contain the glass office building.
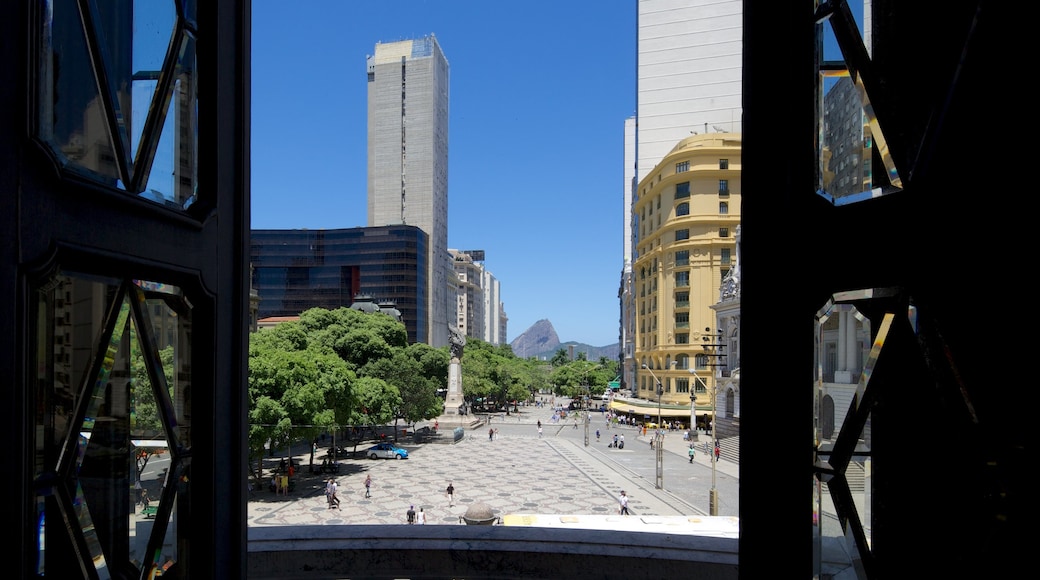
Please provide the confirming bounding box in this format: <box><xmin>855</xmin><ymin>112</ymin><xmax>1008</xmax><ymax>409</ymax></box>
<box><xmin>251</xmin><ymin>226</ymin><xmax>428</xmax><ymax>344</ymax></box>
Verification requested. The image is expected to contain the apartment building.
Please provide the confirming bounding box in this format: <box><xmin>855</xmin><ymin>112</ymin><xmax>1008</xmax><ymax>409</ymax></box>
<box><xmin>632</xmin><ymin>133</ymin><xmax>740</xmax><ymax>412</ymax></box>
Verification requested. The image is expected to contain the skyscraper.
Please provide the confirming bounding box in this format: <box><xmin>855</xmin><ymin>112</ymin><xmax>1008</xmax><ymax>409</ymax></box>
<box><xmin>367</xmin><ymin>35</ymin><xmax>451</xmax><ymax>347</ymax></box>
<box><xmin>636</xmin><ymin>0</ymin><xmax>743</xmax><ymax>183</ymax></box>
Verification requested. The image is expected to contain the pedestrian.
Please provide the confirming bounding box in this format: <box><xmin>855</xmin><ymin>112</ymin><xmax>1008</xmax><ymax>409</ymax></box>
<box><xmin>537</xmin><ymin>426</ymin><xmax>543</xmax><ymax>438</ymax></box>
<box><xmin>406</xmin><ymin>505</ymin><xmax>416</xmax><ymax>524</ymax></box>
<box><xmin>689</xmin><ymin>444</ymin><xmax>696</xmax><ymax>463</ymax></box>
<box><xmin>612</xmin><ymin>433</ymin><xmax>618</xmax><ymax>448</ymax></box>
<box><xmin>494</xmin><ymin>428</ymin><xmax>499</xmax><ymax>440</ymax></box>
<box><xmin>364</xmin><ymin>474</ymin><xmax>372</xmax><ymax>498</ymax></box>
<box><xmin>714</xmin><ymin>440</ymin><xmax>721</xmax><ymax>462</ymax></box>
<box><xmin>417</xmin><ymin>507</ymin><xmax>426</xmax><ymax>525</ymax></box>
<box><xmin>326</xmin><ymin>478</ymin><xmax>340</xmax><ymax>509</ymax></box>
<box><xmin>446</xmin><ymin>481</ymin><xmax>455</xmax><ymax>507</ymax></box>
<box><xmin>619</xmin><ymin>434</ymin><xmax>625</xmax><ymax>449</ymax></box>
<box><xmin>489</xmin><ymin>427</ymin><xmax>494</xmax><ymax>441</ymax></box>
<box><xmin>618</xmin><ymin>490</ymin><xmax>630</xmax><ymax>515</ymax></box>
<box><xmin>596</xmin><ymin>429</ymin><xmax>600</xmax><ymax>442</ymax></box>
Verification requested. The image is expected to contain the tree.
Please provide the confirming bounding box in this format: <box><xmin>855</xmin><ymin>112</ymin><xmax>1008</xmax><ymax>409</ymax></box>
<box><xmin>363</xmin><ymin>345</ymin><xmax>443</xmax><ymax>426</ymax></box>
<box><xmin>248</xmin><ymin>323</ymin><xmax>355</xmax><ymax>473</ymax></box>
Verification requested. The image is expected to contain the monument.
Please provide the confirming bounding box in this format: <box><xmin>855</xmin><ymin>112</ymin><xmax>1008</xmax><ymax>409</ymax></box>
<box><xmin>442</xmin><ymin>326</ymin><xmax>467</xmax><ymax>416</ymax></box>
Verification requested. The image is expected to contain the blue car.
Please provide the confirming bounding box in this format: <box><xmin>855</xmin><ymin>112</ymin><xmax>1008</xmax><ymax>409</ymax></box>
<box><xmin>366</xmin><ymin>442</ymin><xmax>408</xmax><ymax>460</ymax></box>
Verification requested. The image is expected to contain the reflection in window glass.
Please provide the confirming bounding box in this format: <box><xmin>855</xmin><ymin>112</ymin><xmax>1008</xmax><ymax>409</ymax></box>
<box><xmin>33</xmin><ymin>271</ymin><xmax>192</xmax><ymax>578</ymax></box>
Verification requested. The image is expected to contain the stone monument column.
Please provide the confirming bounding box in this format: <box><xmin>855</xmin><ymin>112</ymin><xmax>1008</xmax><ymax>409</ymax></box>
<box><xmin>443</xmin><ymin>327</ymin><xmax>466</xmax><ymax>416</ymax></box>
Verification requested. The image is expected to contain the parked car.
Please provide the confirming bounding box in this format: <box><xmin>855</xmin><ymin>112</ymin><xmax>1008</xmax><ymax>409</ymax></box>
<box><xmin>365</xmin><ymin>442</ymin><xmax>408</xmax><ymax>460</ymax></box>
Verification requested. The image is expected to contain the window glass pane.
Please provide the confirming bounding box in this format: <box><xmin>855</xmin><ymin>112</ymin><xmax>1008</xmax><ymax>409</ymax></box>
<box><xmin>816</xmin><ymin>0</ymin><xmax>903</xmax><ymax>204</ymax></box>
<box><xmin>33</xmin><ymin>271</ymin><xmax>192</xmax><ymax>577</ymax></box>
<box><xmin>36</xmin><ymin>0</ymin><xmax>199</xmax><ymax>210</ymax></box>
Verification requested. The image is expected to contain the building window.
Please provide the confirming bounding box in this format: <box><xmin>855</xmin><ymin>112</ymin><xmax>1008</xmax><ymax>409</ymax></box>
<box><xmin>675</xmin><ymin>311</ymin><xmax>690</xmax><ymax>328</ymax></box>
<box><xmin>720</xmin><ymin>201</ymin><xmax>729</xmax><ymax>214</ymax></box>
<box><xmin>676</xmin><ymin>161</ymin><xmax>689</xmax><ymax>173</ymax></box>
<box><xmin>676</xmin><ymin>333</ymin><xmax>689</xmax><ymax>344</ymax></box>
<box><xmin>695</xmin><ymin>353</ymin><xmax>709</xmax><ymax>370</ymax></box>
<box><xmin>721</xmin><ymin>248</ymin><xmax>732</xmax><ymax>265</ymax></box>
<box><xmin>720</xmin><ymin>227</ymin><xmax>729</xmax><ymax>238</ymax></box>
<box><xmin>719</xmin><ymin>159</ymin><xmax>729</xmax><ymax>170</ymax></box>
<box><xmin>719</xmin><ymin>179</ymin><xmax>730</xmax><ymax>197</ymax></box>
<box><xmin>675</xmin><ymin>181</ymin><xmax>690</xmax><ymax>199</ymax></box>
<box><xmin>675</xmin><ymin>271</ymin><xmax>689</xmax><ymax>287</ymax></box>
<box><xmin>676</xmin><ymin>202</ymin><xmax>690</xmax><ymax>217</ymax></box>
<box><xmin>675</xmin><ymin>229</ymin><xmax>690</xmax><ymax>241</ymax></box>
<box><xmin>676</xmin><ymin>377</ymin><xmax>690</xmax><ymax>393</ymax></box>
<box><xmin>675</xmin><ymin>250</ymin><xmax>689</xmax><ymax>266</ymax></box>
<box><xmin>675</xmin><ymin>291</ymin><xmax>689</xmax><ymax>307</ymax></box>
<box><xmin>693</xmin><ymin>374</ymin><xmax>707</xmax><ymax>393</ymax></box>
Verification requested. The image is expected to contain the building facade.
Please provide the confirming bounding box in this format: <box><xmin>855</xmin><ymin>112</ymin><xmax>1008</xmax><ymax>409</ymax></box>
<box><xmin>635</xmin><ymin>0</ymin><xmax>743</xmax><ymax>184</ymax></box>
<box><xmin>367</xmin><ymin>35</ymin><xmax>452</xmax><ymax>348</ymax></box>
<box><xmin>449</xmin><ymin>249</ymin><xmax>507</xmax><ymax>346</ymax></box>
<box><xmin>632</xmin><ymin>133</ymin><xmax>741</xmax><ymax>416</ymax></box>
<box><xmin>251</xmin><ymin>226</ymin><xmax>428</xmax><ymax>344</ymax></box>
<box><xmin>622</xmin><ymin>0</ymin><xmax>744</xmax><ymax>401</ymax></box>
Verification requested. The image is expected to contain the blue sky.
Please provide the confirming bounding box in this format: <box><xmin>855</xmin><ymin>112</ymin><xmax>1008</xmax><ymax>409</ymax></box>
<box><xmin>251</xmin><ymin>1</ymin><xmax>635</xmax><ymax>348</ymax></box>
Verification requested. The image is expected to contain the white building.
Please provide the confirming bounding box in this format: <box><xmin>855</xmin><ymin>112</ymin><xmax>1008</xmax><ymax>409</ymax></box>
<box><xmin>367</xmin><ymin>35</ymin><xmax>451</xmax><ymax>347</ymax></box>
<box><xmin>450</xmin><ymin>249</ymin><xmax>507</xmax><ymax>347</ymax></box>
<box><xmin>636</xmin><ymin>0</ymin><xmax>743</xmax><ymax>183</ymax></box>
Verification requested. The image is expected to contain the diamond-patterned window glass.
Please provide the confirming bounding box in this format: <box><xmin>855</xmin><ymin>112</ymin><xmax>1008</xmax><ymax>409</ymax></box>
<box><xmin>813</xmin><ymin>288</ymin><xmax>887</xmax><ymax>579</ymax></box>
<box><xmin>815</xmin><ymin>0</ymin><xmax>903</xmax><ymax>205</ymax></box>
<box><xmin>36</xmin><ymin>0</ymin><xmax>199</xmax><ymax>210</ymax></box>
<box><xmin>33</xmin><ymin>271</ymin><xmax>192</xmax><ymax>578</ymax></box>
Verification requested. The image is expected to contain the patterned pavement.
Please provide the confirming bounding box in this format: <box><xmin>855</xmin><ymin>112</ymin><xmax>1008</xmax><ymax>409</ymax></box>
<box><xmin>248</xmin><ymin>404</ymin><xmax>739</xmax><ymax>528</ymax></box>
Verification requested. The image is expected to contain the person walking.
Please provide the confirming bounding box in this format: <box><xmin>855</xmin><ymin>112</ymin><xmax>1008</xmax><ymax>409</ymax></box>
<box><xmin>596</xmin><ymin>429</ymin><xmax>600</xmax><ymax>442</ymax></box>
<box><xmin>406</xmin><ymin>505</ymin><xmax>416</xmax><ymax>524</ymax></box>
<box><xmin>417</xmin><ymin>507</ymin><xmax>426</xmax><ymax>525</ymax></box>
<box><xmin>489</xmin><ymin>427</ymin><xmax>494</xmax><ymax>441</ymax></box>
<box><xmin>446</xmin><ymin>481</ymin><xmax>455</xmax><ymax>507</ymax></box>
<box><xmin>612</xmin><ymin>433</ymin><xmax>618</xmax><ymax>448</ymax></box>
<box><xmin>326</xmin><ymin>478</ymin><xmax>340</xmax><ymax>509</ymax></box>
<box><xmin>364</xmin><ymin>474</ymin><xmax>372</xmax><ymax>498</ymax></box>
<box><xmin>618</xmin><ymin>490</ymin><xmax>630</xmax><ymax>515</ymax></box>
<box><xmin>689</xmin><ymin>444</ymin><xmax>696</xmax><ymax>463</ymax></box>
<box><xmin>714</xmin><ymin>440</ymin><xmax>721</xmax><ymax>462</ymax></box>
<box><xmin>619</xmin><ymin>433</ymin><xmax>625</xmax><ymax>449</ymax></box>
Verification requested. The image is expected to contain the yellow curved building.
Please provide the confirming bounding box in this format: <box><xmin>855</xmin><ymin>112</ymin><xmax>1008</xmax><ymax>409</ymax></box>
<box><xmin>632</xmin><ymin>133</ymin><xmax>741</xmax><ymax>425</ymax></box>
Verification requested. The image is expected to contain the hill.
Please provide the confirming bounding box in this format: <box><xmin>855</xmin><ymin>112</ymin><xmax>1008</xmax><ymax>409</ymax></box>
<box><xmin>509</xmin><ymin>319</ymin><xmax>618</xmax><ymax>362</ymax></box>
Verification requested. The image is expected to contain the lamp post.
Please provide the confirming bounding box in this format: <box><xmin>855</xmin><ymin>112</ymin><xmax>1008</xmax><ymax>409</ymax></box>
<box><xmin>696</xmin><ymin>327</ymin><xmax>726</xmax><ymax>516</ymax></box>
<box><xmin>642</xmin><ymin>362</ymin><xmax>674</xmax><ymax>489</ymax></box>
<box><xmin>580</xmin><ymin>363</ymin><xmax>603</xmax><ymax>447</ymax></box>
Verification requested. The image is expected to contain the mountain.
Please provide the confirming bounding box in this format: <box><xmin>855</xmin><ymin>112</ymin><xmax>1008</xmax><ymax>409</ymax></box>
<box><xmin>509</xmin><ymin>319</ymin><xmax>618</xmax><ymax>362</ymax></box>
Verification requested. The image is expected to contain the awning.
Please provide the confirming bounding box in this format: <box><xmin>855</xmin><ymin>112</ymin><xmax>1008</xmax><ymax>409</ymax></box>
<box><xmin>609</xmin><ymin>400</ymin><xmax>698</xmax><ymax>418</ymax></box>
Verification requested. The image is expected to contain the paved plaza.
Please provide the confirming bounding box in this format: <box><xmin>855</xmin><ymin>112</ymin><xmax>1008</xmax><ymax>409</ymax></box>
<box><xmin>248</xmin><ymin>403</ymin><xmax>739</xmax><ymax>529</ymax></box>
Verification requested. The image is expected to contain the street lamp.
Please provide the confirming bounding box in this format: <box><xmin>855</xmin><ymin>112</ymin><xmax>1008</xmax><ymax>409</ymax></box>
<box><xmin>580</xmin><ymin>363</ymin><xmax>603</xmax><ymax>447</ymax></box>
<box><xmin>695</xmin><ymin>327</ymin><xmax>726</xmax><ymax>516</ymax></box>
<box><xmin>642</xmin><ymin>361</ymin><xmax>674</xmax><ymax>489</ymax></box>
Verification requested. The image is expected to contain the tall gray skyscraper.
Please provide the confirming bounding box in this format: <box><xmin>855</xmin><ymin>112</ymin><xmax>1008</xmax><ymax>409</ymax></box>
<box><xmin>367</xmin><ymin>35</ymin><xmax>451</xmax><ymax>347</ymax></box>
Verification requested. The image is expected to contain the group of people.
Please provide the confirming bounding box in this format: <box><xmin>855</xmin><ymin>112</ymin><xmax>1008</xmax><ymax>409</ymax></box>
<box><xmin>324</xmin><ymin>478</ymin><xmax>340</xmax><ymax>509</ymax></box>
<box><xmin>608</xmin><ymin>433</ymin><xmax>625</xmax><ymax>449</ymax></box>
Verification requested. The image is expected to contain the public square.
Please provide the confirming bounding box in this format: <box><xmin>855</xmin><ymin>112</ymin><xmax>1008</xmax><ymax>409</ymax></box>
<box><xmin>248</xmin><ymin>401</ymin><xmax>740</xmax><ymax>529</ymax></box>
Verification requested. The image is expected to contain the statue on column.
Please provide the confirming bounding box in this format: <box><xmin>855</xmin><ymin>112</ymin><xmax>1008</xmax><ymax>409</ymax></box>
<box><xmin>449</xmin><ymin>326</ymin><xmax>466</xmax><ymax>361</ymax></box>
<box><xmin>444</xmin><ymin>326</ymin><xmax>467</xmax><ymax>416</ymax></box>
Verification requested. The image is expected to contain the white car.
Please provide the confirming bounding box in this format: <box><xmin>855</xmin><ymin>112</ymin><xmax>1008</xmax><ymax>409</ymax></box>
<box><xmin>365</xmin><ymin>442</ymin><xmax>408</xmax><ymax>460</ymax></box>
